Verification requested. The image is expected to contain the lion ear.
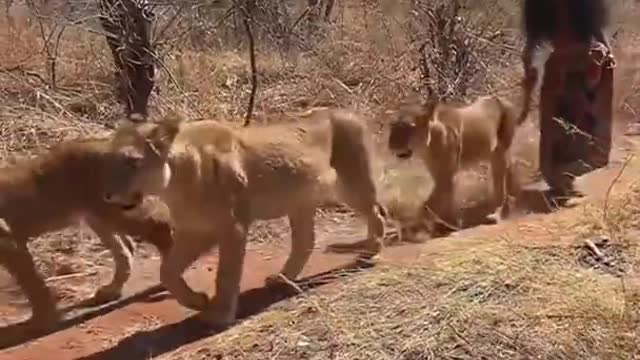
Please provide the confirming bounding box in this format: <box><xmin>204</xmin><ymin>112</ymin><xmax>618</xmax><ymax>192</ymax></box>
<box><xmin>0</xmin><ymin>217</ymin><xmax>11</xmax><ymax>236</ymax></box>
<box><xmin>114</xmin><ymin>118</ymin><xmax>139</xmax><ymax>135</ymax></box>
<box><xmin>415</xmin><ymin>100</ymin><xmax>437</xmax><ymax>128</ymax></box>
<box><xmin>111</xmin><ymin>119</ymin><xmax>141</xmax><ymax>149</ymax></box>
<box><xmin>148</xmin><ymin>113</ymin><xmax>184</xmax><ymax>155</ymax></box>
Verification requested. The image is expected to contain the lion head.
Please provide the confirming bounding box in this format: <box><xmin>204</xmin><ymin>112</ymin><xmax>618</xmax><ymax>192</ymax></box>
<box><xmin>387</xmin><ymin>101</ymin><xmax>437</xmax><ymax>160</ymax></box>
<box><xmin>102</xmin><ymin>115</ymin><xmax>183</xmax><ymax>211</ymax></box>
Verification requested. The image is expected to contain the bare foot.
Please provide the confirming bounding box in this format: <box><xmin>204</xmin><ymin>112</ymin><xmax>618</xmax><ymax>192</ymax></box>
<box><xmin>92</xmin><ymin>285</ymin><xmax>124</xmax><ymax>304</ymax></box>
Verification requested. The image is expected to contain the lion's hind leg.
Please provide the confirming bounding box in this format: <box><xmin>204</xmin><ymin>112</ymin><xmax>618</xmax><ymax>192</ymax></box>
<box><xmin>324</xmin><ymin>118</ymin><xmax>385</xmax><ymax>259</ymax></box>
<box><xmin>265</xmin><ymin>207</ymin><xmax>316</xmax><ymax>288</ymax></box>
<box><xmin>160</xmin><ymin>229</ymin><xmax>212</xmax><ymax>312</ymax></box>
<box><xmin>199</xmin><ymin>222</ymin><xmax>248</xmax><ymax>327</ymax></box>
<box><xmin>488</xmin><ymin>148</ymin><xmax>512</xmax><ymax>222</ymax></box>
<box><xmin>324</xmin><ymin>178</ymin><xmax>385</xmax><ymax>260</ymax></box>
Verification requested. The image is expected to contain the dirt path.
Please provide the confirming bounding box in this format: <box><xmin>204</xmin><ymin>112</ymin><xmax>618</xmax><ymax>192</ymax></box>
<box><xmin>0</xmin><ymin>135</ymin><xmax>638</xmax><ymax>360</ymax></box>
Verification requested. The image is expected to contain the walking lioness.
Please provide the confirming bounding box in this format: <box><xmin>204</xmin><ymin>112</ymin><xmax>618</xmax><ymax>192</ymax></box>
<box><xmin>388</xmin><ymin>95</ymin><xmax>525</xmax><ymax>232</ymax></box>
<box><xmin>102</xmin><ymin>108</ymin><xmax>386</xmax><ymax>326</ymax></box>
<box><xmin>0</xmin><ymin>139</ymin><xmax>173</xmax><ymax>331</ymax></box>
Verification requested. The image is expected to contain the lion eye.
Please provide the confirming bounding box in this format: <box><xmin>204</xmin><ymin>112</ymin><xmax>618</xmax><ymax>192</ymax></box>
<box><xmin>125</xmin><ymin>156</ymin><xmax>143</xmax><ymax>169</ymax></box>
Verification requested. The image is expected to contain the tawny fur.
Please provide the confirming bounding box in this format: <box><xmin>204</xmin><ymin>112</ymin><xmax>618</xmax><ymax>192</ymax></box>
<box><xmin>387</xmin><ymin>95</ymin><xmax>525</xmax><ymax>231</ymax></box>
<box><xmin>0</xmin><ymin>138</ymin><xmax>173</xmax><ymax>331</ymax></box>
<box><xmin>102</xmin><ymin>108</ymin><xmax>386</xmax><ymax>327</ymax></box>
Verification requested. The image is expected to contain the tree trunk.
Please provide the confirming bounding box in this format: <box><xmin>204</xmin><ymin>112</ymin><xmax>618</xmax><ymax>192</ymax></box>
<box><xmin>323</xmin><ymin>0</ymin><xmax>335</xmax><ymax>21</ymax></box>
<box><xmin>99</xmin><ymin>0</ymin><xmax>155</xmax><ymax>122</ymax></box>
<box><xmin>307</xmin><ymin>0</ymin><xmax>320</xmax><ymax>32</ymax></box>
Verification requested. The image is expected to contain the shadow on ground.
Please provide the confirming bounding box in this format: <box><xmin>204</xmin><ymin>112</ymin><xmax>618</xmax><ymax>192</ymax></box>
<box><xmin>74</xmin><ymin>260</ymin><xmax>371</xmax><ymax>360</ymax></box>
<box><xmin>422</xmin><ymin>185</ymin><xmax>570</xmax><ymax>239</ymax></box>
<box><xmin>0</xmin><ymin>284</ymin><xmax>169</xmax><ymax>351</ymax></box>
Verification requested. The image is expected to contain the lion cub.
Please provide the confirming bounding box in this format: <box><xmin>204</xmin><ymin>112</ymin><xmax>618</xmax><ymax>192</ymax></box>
<box><xmin>0</xmin><ymin>139</ymin><xmax>173</xmax><ymax>331</ymax></box>
<box><xmin>387</xmin><ymin>95</ymin><xmax>525</xmax><ymax>232</ymax></box>
<box><xmin>102</xmin><ymin>109</ymin><xmax>386</xmax><ymax>327</ymax></box>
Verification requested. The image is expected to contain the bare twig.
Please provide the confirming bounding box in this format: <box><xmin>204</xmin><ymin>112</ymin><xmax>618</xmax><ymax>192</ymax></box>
<box><xmin>151</xmin><ymin>52</ymin><xmax>205</xmax><ymax>118</ymax></box>
<box><xmin>46</xmin><ymin>271</ymin><xmax>98</xmax><ymax>282</ymax></box>
<box><xmin>290</xmin><ymin>6</ymin><xmax>311</xmax><ymax>32</ymax></box>
<box><xmin>603</xmin><ymin>154</ymin><xmax>634</xmax><ymax>223</ymax></box>
<box><xmin>0</xmin><ymin>65</ymin><xmax>47</xmax><ymax>84</ymax></box>
<box><xmin>153</xmin><ymin>4</ymin><xmax>186</xmax><ymax>45</ymax></box>
<box><xmin>236</xmin><ymin>1</ymin><xmax>258</xmax><ymax>127</ymax></box>
<box><xmin>49</xmin><ymin>25</ymin><xmax>66</xmax><ymax>89</ymax></box>
<box><xmin>24</xmin><ymin>0</ymin><xmax>66</xmax><ymax>89</ymax></box>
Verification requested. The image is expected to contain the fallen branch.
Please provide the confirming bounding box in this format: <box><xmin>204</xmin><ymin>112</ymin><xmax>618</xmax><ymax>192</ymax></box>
<box><xmin>583</xmin><ymin>238</ymin><xmax>606</xmax><ymax>262</ymax></box>
<box><xmin>603</xmin><ymin>154</ymin><xmax>634</xmax><ymax>224</ymax></box>
<box><xmin>45</xmin><ymin>271</ymin><xmax>98</xmax><ymax>282</ymax></box>
<box><xmin>0</xmin><ymin>65</ymin><xmax>48</xmax><ymax>84</ymax></box>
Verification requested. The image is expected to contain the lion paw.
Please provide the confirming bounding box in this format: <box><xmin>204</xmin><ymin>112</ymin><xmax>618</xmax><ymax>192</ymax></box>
<box><xmin>485</xmin><ymin>213</ymin><xmax>500</xmax><ymax>224</ymax></box>
<box><xmin>265</xmin><ymin>273</ymin><xmax>286</xmax><ymax>287</ymax></box>
<box><xmin>265</xmin><ymin>273</ymin><xmax>299</xmax><ymax>290</ymax></box>
<box><xmin>30</xmin><ymin>309</ymin><xmax>61</xmax><ymax>332</ymax></box>
<box><xmin>92</xmin><ymin>285</ymin><xmax>124</xmax><ymax>304</ymax></box>
<box><xmin>356</xmin><ymin>252</ymin><xmax>380</xmax><ymax>267</ymax></box>
<box><xmin>180</xmin><ymin>291</ymin><xmax>210</xmax><ymax>311</ymax></box>
<box><xmin>564</xmin><ymin>196</ymin><xmax>585</xmax><ymax>208</ymax></box>
<box><xmin>196</xmin><ymin>299</ymin><xmax>236</xmax><ymax>328</ymax></box>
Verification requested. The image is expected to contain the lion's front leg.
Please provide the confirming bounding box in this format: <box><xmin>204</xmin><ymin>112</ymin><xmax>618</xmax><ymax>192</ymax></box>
<box><xmin>160</xmin><ymin>228</ymin><xmax>213</xmax><ymax>311</ymax></box>
<box><xmin>423</xmin><ymin>174</ymin><xmax>456</xmax><ymax>235</ymax></box>
<box><xmin>0</xmin><ymin>238</ymin><xmax>59</xmax><ymax>330</ymax></box>
<box><xmin>88</xmin><ymin>223</ymin><xmax>134</xmax><ymax>303</ymax></box>
<box><xmin>199</xmin><ymin>221</ymin><xmax>248</xmax><ymax>327</ymax></box>
<box><xmin>266</xmin><ymin>207</ymin><xmax>316</xmax><ymax>288</ymax></box>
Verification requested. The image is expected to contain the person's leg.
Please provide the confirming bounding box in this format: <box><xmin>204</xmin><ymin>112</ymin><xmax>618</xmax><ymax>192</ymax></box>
<box><xmin>558</xmin><ymin>43</ymin><xmax>613</xmax><ymax>180</ymax></box>
<box><xmin>539</xmin><ymin>57</ymin><xmax>575</xmax><ymax>195</ymax></box>
<box><xmin>588</xmin><ymin>56</ymin><xmax>614</xmax><ymax>168</ymax></box>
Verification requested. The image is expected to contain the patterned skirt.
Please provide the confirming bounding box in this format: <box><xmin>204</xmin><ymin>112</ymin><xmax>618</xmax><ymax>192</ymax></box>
<box><xmin>537</xmin><ymin>40</ymin><xmax>615</xmax><ymax>190</ymax></box>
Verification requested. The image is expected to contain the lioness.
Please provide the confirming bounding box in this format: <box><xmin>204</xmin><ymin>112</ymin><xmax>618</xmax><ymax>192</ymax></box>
<box><xmin>388</xmin><ymin>95</ymin><xmax>525</xmax><ymax>231</ymax></box>
<box><xmin>0</xmin><ymin>138</ymin><xmax>173</xmax><ymax>331</ymax></box>
<box><xmin>102</xmin><ymin>108</ymin><xmax>386</xmax><ymax>326</ymax></box>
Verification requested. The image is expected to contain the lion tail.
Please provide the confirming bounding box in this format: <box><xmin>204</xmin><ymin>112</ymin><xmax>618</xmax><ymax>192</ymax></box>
<box><xmin>515</xmin><ymin>99</ymin><xmax>530</xmax><ymax>127</ymax></box>
<box><xmin>496</xmin><ymin>96</ymin><xmax>525</xmax><ymax>127</ymax></box>
<box><xmin>495</xmin><ymin>96</ymin><xmax>522</xmax><ymax>150</ymax></box>
<box><xmin>295</xmin><ymin>107</ymin><xmax>331</xmax><ymax>118</ymax></box>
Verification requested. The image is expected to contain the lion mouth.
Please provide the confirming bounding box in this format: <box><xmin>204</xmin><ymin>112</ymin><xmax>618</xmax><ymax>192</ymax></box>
<box><xmin>104</xmin><ymin>192</ymin><xmax>143</xmax><ymax>211</ymax></box>
<box><xmin>396</xmin><ymin>151</ymin><xmax>412</xmax><ymax>159</ymax></box>
<box><xmin>120</xmin><ymin>202</ymin><xmax>140</xmax><ymax>211</ymax></box>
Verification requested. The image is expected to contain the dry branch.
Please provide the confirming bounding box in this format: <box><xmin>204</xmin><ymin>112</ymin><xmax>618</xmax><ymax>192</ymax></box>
<box><xmin>583</xmin><ymin>238</ymin><xmax>606</xmax><ymax>262</ymax></box>
<box><xmin>237</xmin><ymin>0</ymin><xmax>258</xmax><ymax>127</ymax></box>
